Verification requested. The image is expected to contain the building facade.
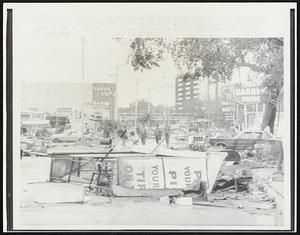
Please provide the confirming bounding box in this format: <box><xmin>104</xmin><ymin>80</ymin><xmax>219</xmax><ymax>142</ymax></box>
<box><xmin>175</xmin><ymin>75</ymin><xmax>200</xmax><ymax>111</ymax></box>
<box><xmin>221</xmin><ymin>84</ymin><xmax>284</xmax><ymax>132</ymax></box>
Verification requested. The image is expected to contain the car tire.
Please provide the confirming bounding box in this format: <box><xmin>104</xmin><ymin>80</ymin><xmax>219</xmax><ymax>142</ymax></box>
<box><xmin>53</xmin><ymin>138</ymin><xmax>61</xmax><ymax>143</ymax></box>
<box><xmin>216</xmin><ymin>143</ymin><xmax>228</xmax><ymax>149</ymax></box>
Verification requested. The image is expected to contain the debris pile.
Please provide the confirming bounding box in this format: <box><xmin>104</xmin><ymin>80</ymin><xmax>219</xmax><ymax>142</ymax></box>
<box><xmin>253</xmin><ymin>141</ymin><xmax>283</xmax><ymax>168</ymax></box>
<box><xmin>210</xmin><ymin>183</ymin><xmax>278</xmax><ymax>215</ymax></box>
<box><xmin>212</xmin><ymin>163</ymin><xmax>253</xmax><ymax>193</ymax></box>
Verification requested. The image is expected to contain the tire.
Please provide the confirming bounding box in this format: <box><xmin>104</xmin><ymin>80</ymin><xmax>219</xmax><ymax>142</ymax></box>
<box><xmin>53</xmin><ymin>138</ymin><xmax>61</xmax><ymax>143</ymax></box>
<box><xmin>215</xmin><ymin>143</ymin><xmax>228</xmax><ymax>149</ymax></box>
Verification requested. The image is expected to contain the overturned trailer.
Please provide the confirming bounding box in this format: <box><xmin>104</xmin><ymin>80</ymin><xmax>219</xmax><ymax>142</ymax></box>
<box><xmin>46</xmin><ymin>148</ymin><xmax>227</xmax><ymax>197</ymax></box>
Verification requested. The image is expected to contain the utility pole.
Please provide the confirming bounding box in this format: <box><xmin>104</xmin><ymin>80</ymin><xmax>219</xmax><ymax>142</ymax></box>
<box><xmin>147</xmin><ymin>88</ymin><xmax>151</xmax><ymax>113</ymax></box>
<box><xmin>81</xmin><ymin>37</ymin><xmax>85</xmax><ymax>139</ymax></box>
<box><xmin>244</xmin><ymin>104</ymin><xmax>247</xmax><ymax>130</ymax></box>
<box><xmin>114</xmin><ymin>65</ymin><xmax>119</xmax><ymax>121</ymax></box>
<box><xmin>207</xmin><ymin>77</ymin><xmax>210</xmax><ymax>121</ymax></box>
<box><xmin>134</xmin><ymin>76</ymin><xmax>139</xmax><ymax>129</ymax></box>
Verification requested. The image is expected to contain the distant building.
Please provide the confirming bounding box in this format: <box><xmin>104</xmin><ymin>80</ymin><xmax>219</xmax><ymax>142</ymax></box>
<box><xmin>20</xmin><ymin>110</ymin><xmax>50</xmax><ymax>136</ymax></box>
<box><xmin>21</xmin><ymin>82</ymin><xmax>92</xmax><ymax>113</ymax></box>
<box><xmin>118</xmin><ymin>112</ymin><xmax>191</xmax><ymax>127</ymax></box>
<box><xmin>21</xmin><ymin>82</ymin><xmax>117</xmax><ymax>120</ymax></box>
<box><xmin>21</xmin><ymin>111</ymin><xmax>46</xmax><ymax>121</ymax></box>
<box><xmin>56</xmin><ymin>107</ymin><xmax>73</xmax><ymax>117</ymax></box>
<box><xmin>175</xmin><ymin>75</ymin><xmax>200</xmax><ymax>111</ymax></box>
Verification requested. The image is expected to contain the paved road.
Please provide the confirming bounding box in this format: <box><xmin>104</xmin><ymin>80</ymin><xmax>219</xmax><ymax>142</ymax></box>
<box><xmin>16</xmin><ymin>157</ymin><xmax>282</xmax><ymax>230</ymax></box>
<box><xmin>19</xmin><ymin>197</ymin><xmax>277</xmax><ymax>229</ymax></box>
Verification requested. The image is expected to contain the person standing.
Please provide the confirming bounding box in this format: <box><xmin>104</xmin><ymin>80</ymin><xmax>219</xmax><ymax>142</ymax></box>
<box><xmin>136</xmin><ymin>126</ymin><xmax>141</xmax><ymax>138</ymax></box>
<box><xmin>84</xmin><ymin>123</ymin><xmax>89</xmax><ymax>134</ymax></box>
<box><xmin>164</xmin><ymin>125</ymin><xmax>171</xmax><ymax>148</ymax></box>
<box><xmin>228</xmin><ymin>124</ymin><xmax>238</xmax><ymax>137</ymax></box>
<box><xmin>129</xmin><ymin>131</ymin><xmax>139</xmax><ymax>145</ymax></box>
<box><xmin>154</xmin><ymin>124</ymin><xmax>162</xmax><ymax>144</ymax></box>
<box><xmin>119</xmin><ymin>125</ymin><xmax>127</xmax><ymax>146</ymax></box>
<box><xmin>140</xmin><ymin>125</ymin><xmax>148</xmax><ymax>145</ymax></box>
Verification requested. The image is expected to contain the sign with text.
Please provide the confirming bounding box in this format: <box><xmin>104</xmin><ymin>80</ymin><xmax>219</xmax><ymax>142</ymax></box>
<box><xmin>92</xmin><ymin>83</ymin><xmax>116</xmax><ymax>119</ymax></box>
<box><xmin>163</xmin><ymin>158</ymin><xmax>207</xmax><ymax>188</ymax></box>
<box><xmin>117</xmin><ymin>157</ymin><xmax>208</xmax><ymax>190</ymax></box>
<box><xmin>235</xmin><ymin>86</ymin><xmax>263</xmax><ymax>104</ymax></box>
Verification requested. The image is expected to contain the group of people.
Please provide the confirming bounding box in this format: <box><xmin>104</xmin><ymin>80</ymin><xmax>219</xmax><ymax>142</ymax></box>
<box><xmin>83</xmin><ymin>121</ymin><xmax>172</xmax><ymax>148</ymax></box>
<box><xmin>118</xmin><ymin>125</ymin><xmax>148</xmax><ymax>146</ymax></box>
<box><xmin>154</xmin><ymin>124</ymin><xmax>171</xmax><ymax>147</ymax></box>
<box><xmin>118</xmin><ymin>124</ymin><xmax>171</xmax><ymax>147</ymax></box>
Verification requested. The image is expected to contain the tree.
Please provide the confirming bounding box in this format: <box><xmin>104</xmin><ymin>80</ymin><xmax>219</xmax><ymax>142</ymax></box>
<box><xmin>118</xmin><ymin>99</ymin><xmax>154</xmax><ymax>113</ymax></box>
<box><xmin>100</xmin><ymin>120</ymin><xmax>118</xmax><ymax>137</ymax></box>
<box><xmin>128</xmin><ymin>38</ymin><xmax>283</xmax><ymax>134</ymax></box>
<box><xmin>129</xmin><ymin>38</ymin><xmax>165</xmax><ymax>72</ymax></box>
<box><xmin>181</xmin><ymin>99</ymin><xmax>205</xmax><ymax>119</ymax></box>
<box><xmin>130</xmin><ymin>99</ymin><xmax>155</xmax><ymax>113</ymax></box>
<box><xmin>137</xmin><ymin>113</ymin><xmax>153</xmax><ymax>125</ymax></box>
<box><xmin>228</xmin><ymin>38</ymin><xmax>283</xmax><ymax>133</ymax></box>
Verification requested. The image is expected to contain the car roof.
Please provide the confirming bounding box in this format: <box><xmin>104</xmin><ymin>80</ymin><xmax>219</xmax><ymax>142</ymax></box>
<box><xmin>234</xmin><ymin>130</ymin><xmax>274</xmax><ymax>139</ymax></box>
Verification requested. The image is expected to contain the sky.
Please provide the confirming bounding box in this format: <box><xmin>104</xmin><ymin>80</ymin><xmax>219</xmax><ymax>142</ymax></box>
<box><xmin>8</xmin><ymin>3</ymin><xmax>277</xmax><ymax>111</ymax></box>
<box><xmin>11</xmin><ymin>4</ymin><xmax>182</xmax><ymax>108</ymax></box>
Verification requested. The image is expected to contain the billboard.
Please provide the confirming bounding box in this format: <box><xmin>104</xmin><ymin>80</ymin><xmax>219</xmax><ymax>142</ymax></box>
<box><xmin>92</xmin><ymin>83</ymin><xmax>116</xmax><ymax>119</ymax></box>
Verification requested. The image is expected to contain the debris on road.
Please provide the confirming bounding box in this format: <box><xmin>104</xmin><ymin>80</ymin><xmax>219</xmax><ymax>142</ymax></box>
<box><xmin>193</xmin><ymin>201</ymin><xmax>229</xmax><ymax>208</ymax></box>
<box><xmin>212</xmin><ymin>161</ymin><xmax>253</xmax><ymax>192</ymax></box>
<box><xmin>182</xmin><ymin>179</ymin><xmax>208</xmax><ymax>201</ymax></box>
<box><xmin>174</xmin><ymin>197</ymin><xmax>193</xmax><ymax>206</ymax></box>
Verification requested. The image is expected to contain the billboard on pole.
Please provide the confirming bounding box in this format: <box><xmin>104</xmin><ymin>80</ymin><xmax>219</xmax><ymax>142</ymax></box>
<box><xmin>92</xmin><ymin>83</ymin><xmax>116</xmax><ymax>120</ymax></box>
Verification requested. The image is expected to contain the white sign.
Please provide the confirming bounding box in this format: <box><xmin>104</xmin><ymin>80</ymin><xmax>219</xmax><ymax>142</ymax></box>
<box><xmin>117</xmin><ymin>158</ymin><xmax>165</xmax><ymax>189</ymax></box>
<box><xmin>236</xmin><ymin>87</ymin><xmax>262</xmax><ymax>96</ymax></box>
<box><xmin>236</xmin><ymin>86</ymin><xmax>262</xmax><ymax>104</ymax></box>
<box><xmin>222</xmin><ymin>106</ymin><xmax>233</xmax><ymax>112</ymax></box>
<box><xmin>163</xmin><ymin>158</ymin><xmax>207</xmax><ymax>188</ymax></box>
<box><xmin>117</xmin><ymin>155</ymin><xmax>226</xmax><ymax>191</ymax></box>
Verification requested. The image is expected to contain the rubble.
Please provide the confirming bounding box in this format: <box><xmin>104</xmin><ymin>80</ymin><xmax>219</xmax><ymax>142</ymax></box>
<box><xmin>212</xmin><ymin>161</ymin><xmax>253</xmax><ymax>192</ymax></box>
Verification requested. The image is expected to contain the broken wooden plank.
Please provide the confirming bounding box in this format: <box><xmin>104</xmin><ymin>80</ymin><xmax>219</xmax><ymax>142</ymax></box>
<box><xmin>193</xmin><ymin>201</ymin><xmax>229</xmax><ymax>208</ymax></box>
